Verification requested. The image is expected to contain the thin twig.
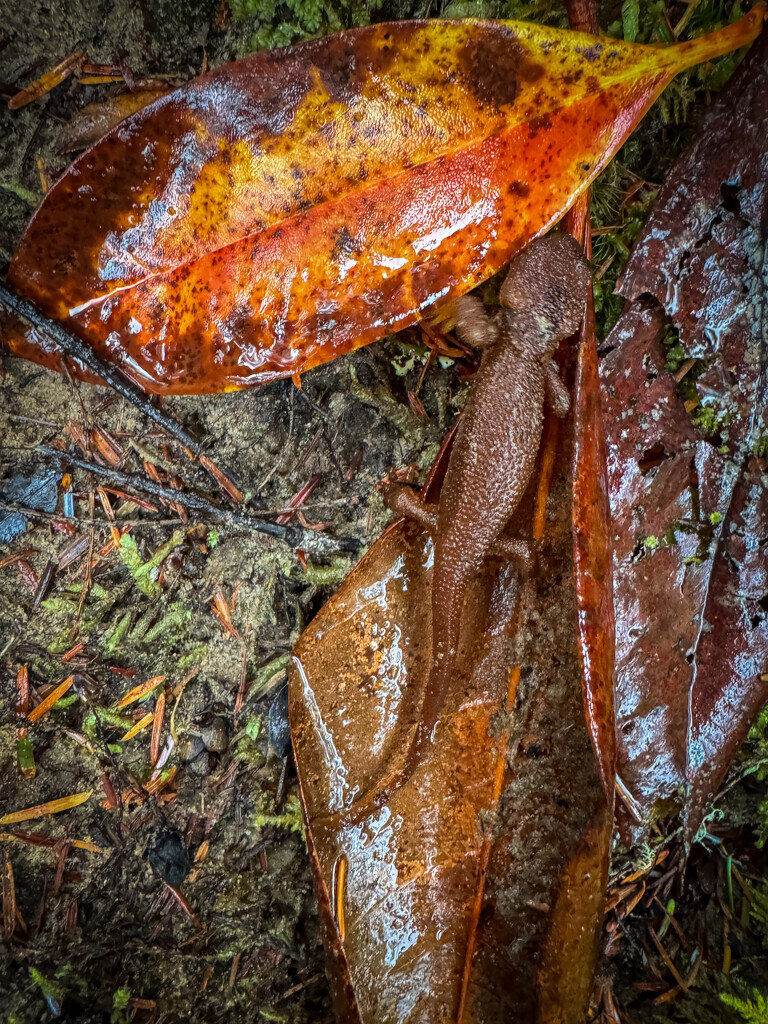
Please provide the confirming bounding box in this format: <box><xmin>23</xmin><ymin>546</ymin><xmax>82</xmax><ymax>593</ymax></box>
<box><xmin>36</xmin><ymin>446</ymin><xmax>359</xmax><ymax>555</ymax></box>
<box><xmin>0</xmin><ymin>281</ymin><xmax>241</xmax><ymax>499</ymax></box>
<box><xmin>0</xmin><ymin>500</ymin><xmax>183</xmax><ymax>530</ymax></box>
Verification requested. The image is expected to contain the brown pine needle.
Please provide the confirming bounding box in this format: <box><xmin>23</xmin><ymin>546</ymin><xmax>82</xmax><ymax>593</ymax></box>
<box><xmin>120</xmin><ymin>713</ymin><xmax>154</xmax><ymax>742</ymax></box>
<box><xmin>2</xmin><ymin>853</ymin><xmax>15</xmax><ymax>939</ymax></box>
<box><xmin>0</xmin><ymin>790</ymin><xmax>92</xmax><ymax>824</ymax></box>
<box><xmin>15</xmin><ymin>666</ymin><xmax>29</xmax><ymax>716</ymax></box>
<box><xmin>28</xmin><ymin>676</ymin><xmax>75</xmax><ymax>723</ymax></box>
<box><xmin>8</xmin><ymin>51</ymin><xmax>86</xmax><ymax>109</ymax></box>
<box><xmin>71</xmin><ymin>839</ymin><xmax>103</xmax><ymax>854</ymax></box>
<box><xmin>0</xmin><ymin>833</ymin><xmax>101</xmax><ymax>853</ymax></box>
<box><xmin>151</xmin><ymin>692</ymin><xmax>166</xmax><ymax>766</ymax></box>
<box><xmin>116</xmin><ymin>675</ymin><xmax>165</xmax><ymax>709</ymax></box>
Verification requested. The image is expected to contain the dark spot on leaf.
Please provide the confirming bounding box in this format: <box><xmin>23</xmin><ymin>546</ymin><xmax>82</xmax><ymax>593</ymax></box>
<box><xmin>317</xmin><ymin>25</ymin><xmax>406</xmax><ymax>104</ymax></box>
<box><xmin>458</xmin><ymin>27</ymin><xmax>527</xmax><ymax>108</ymax></box>
<box><xmin>575</xmin><ymin>43</ymin><xmax>604</xmax><ymax>62</ymax></box>
<box><xmin>720</xmin><ymin>181</ymin><xmax>742</xmax><ymax>215</ymax></box>
<box><xmin>331</xmin><ymin>225</ymin><xmax>361</xmax><ymax>262</ymax></box>
<box><xmin>637</xmin><ymin>442</ymin><xmax>669</xmax><ymax>476</ymax></box>
<box><xmin>528</xmin><ymin>114</ymin><xmax>552</xmax><ymax>138</ymax></box>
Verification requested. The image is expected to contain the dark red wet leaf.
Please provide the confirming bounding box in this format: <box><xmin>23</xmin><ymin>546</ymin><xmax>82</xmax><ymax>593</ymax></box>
<box><xmin>567</xmin><ymin>195</ymin><xmax>616</xmax><ymax>812</ymax></box>
<box><xmin>603</xmin><ymin>30</ymin><xmax>768</xmax><ymax>840</ymax></box>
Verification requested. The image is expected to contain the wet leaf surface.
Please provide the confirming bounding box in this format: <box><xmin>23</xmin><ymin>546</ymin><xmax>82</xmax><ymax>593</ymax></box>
<box><xmin>56</xmin><ymin>88</ymin><xmax>171</xmax><ymax>154</ymax></box>
<box><xmin>3</xmin><ymin>12</ymin><xmax>763</xmax><ymax>393</ymax></box>
<box><xmin>603</xmin><ymin>29</ymin><xmax>768</xmax><ymax>839</ymax></box>
<box><xmin>290</xmin><ymin>358</ymin><xmax>611</xmax><ymax>1021</ymax></box>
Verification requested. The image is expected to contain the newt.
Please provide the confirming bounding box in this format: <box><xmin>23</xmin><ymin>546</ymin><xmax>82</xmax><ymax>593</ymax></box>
<box><xmin>379</xmin><ymin>232</ymin><xmax>591</xmax><ymax>793</ymax></box>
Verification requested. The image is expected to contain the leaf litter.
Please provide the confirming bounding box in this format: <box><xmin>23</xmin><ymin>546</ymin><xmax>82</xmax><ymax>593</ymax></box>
<box><xmin>1</xmin><ymin>0</ymin><xmax>768</xmax><ymax>1021</ymax></box>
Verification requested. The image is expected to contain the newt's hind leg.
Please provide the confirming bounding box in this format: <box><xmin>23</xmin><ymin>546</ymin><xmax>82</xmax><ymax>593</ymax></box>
<box><xmin>380</xmin><ymin>480</ymin><xmax>438</xmax><ymax>532</ymax></box>
<box><xmin>489</xmin><ymin>533</ymin><xmax>532</xmax><ymax>566</ymax></box>
<box><xmin>544</xmin><ymin>359</ymin><xmax>570</xmax><ymax>418</ymax></box>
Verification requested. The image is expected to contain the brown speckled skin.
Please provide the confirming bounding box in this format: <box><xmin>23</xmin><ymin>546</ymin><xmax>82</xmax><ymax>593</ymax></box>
<box><xmin>383</xmin><ymin>233</ymin><xmax>591</xmax><ymax>783</ymax></box>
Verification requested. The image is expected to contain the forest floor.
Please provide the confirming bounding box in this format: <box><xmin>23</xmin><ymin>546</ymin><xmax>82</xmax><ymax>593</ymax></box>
<box><xmin>0</xmin><ymin>0</ymin><xmax>766</xmax><ymax>1022</ymax></box>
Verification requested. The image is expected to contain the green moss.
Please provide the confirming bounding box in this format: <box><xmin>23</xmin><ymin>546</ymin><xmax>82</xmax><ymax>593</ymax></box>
<box><xmin>664</xmin><ymin>344</ymin><xmax>688</xmax><ymax>375</ymax></box>
<box><xmin>248</xmin><ymin>652</ymin><xmax>291</xmax><ymax>700</ymax></box>
<box><xmin>140</xmin><ymin>602</ymin><xmax>192</xmax><ymax>645</ymax></box>
<box><xmin>721</xmin><ymin>989</ymin><xmax>768</xmax><ymax>1023</ymax></box>
<box><xmin>53</xmin><ymin>694</ymin><xmax>78</xmax><ymax>709</ymax></box>
<box><xmin>230</xmin><ymin>0</ymin><xmax>383</xmax><ymax>53</ymax></box>
<box><xmin>178</xmin><ymin>642</ymin><xmax>210</xmax><ymax>672</ymax></box>
<box><xmin>83</xmin><ymin>708</ymin><xmax>135</xmax><ymax>739</ymax></box>
<box><xmin>29</xmin><ymin>968</ymin><xmax>63</xmax><ymax>1007</ymax></box>
<box><xmin>103</xmin><ymin>610</ymin><xmax>133</xmax><ymax>654</ymax></box>
<box><xmin>246</xmin><ymin>715</ymin><xmax>263</xmax><ymax>741</ymax></box>
<box><xmin>621</xmin><ymin>0</ymin><xmax>640</xmax><ymax>41</ymax></box>
<box><xmin>110</xmin><ymin>987</ymin><xmax>132</xmax><ymax>1024</ymax></box>
<box><xmin>0</xmin><ymin>180</ymin><xmax>40</xmax><ymax>206</ymax></box>
<box><xmin>691</xmin><ymin>403</ymin><xmax>731</xmax><ymax>437</ymax></box>
<box><xmin>591</xmin><ymin>187</ymin><xmax>657</xmax><ymax>338</ymax></box>
<box><xmin>118</xmin><ymin>529</ymin><xmax>185</xmax><ymax>598</ymax></box>
<box><xmin>299</xmin><ymin>554</ymin><xmax>355</xmax><ymax>585</ymax></box>
<box><xmin>41</xmin><ymin>596</ymin><xmax>80</xmax><ymax>616</ymax></box>
<box><xmin>251</xmin><ymin>792</ymin><xmax>304</xmax><ymax>834</ymax></box>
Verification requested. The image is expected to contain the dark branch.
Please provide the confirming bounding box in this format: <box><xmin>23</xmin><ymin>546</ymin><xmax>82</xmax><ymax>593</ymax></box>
<box><xmin>0</xmin><ymin>282</ymin><xmax>242</xmax><ymax>500</ymax></box>
<box><xmin>36</xmin><ymin>446</ymin><xmax>360</xmax><ymax>556</ymax></box>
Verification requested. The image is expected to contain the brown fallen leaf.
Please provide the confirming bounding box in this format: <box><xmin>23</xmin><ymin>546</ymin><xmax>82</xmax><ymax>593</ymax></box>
<box><xmin>291</xmin><ymin>345</ymin><xmax>611</xmax><ymax>1021</ymax></box>
<box><xmin>57</xmin><ymin>88</ymin><xmax>171</xmax><ymax>153</ymax></box>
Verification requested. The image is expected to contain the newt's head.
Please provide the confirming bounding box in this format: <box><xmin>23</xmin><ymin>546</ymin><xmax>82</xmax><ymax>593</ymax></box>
<box><xmin>499</xmin><ymin>233</ymin><xmax>591</xmax><ymax>354</ymax></box>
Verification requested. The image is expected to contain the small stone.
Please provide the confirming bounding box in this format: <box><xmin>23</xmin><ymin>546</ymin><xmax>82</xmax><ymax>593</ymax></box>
<box><xmin>146</xmin><ymin>829</ymin><xmax>191</xmax><ymax>886</ymax></box>
<box><xmin>199</xmin><ymin>715</ymin><xmax>229</xmax><ymax>754</ymax></box>
<box><xmin>268</xmin><ymin>685</ymin><xmax>291</xmax><ymax>758</ymax></box>
<box><xmin>178</xmin><ymin>733</ymin><xmax>206</xmax><ymax>763</ymax></box>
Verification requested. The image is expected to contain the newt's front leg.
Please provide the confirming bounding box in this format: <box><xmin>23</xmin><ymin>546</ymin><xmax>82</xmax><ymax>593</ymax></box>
<box><xmin>379</xmin><ymin>479</ymin><xmax>437</xmax><ymax>532</ymax></box>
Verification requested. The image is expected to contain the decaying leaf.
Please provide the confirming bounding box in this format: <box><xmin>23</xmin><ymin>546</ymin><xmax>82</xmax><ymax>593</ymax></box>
<box><xmin>602</xmin><ymin>29</ymin><xmax>768</xmax><ymax>840</ymax></box>
<box><xmin>3</xmin><ymin>11</ymin><xmax>763</xmax><ymax>393</ymax></box>
<box><xmin>290</xmin><ymin>357</ymin><xmax>611</xmax><ymax>1021</ymax></box>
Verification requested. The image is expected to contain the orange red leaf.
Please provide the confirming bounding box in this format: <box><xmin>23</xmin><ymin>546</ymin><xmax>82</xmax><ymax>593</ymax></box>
<box><xmin>4</xmin><ymin>11</ymin><xmax>763</xmax><ymax>393</ymax></box>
